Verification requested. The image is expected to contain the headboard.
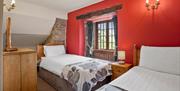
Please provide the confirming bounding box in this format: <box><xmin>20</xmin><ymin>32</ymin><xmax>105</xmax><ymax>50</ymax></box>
<box><xmin>36</xmin><ymin>42</ymin><xmax>65</xmax><ymax>60</ymax></box>
<box><xmin>133</xmin><ymin>44</ymin><xmax>141</xmax><ymax>66</ymax></box>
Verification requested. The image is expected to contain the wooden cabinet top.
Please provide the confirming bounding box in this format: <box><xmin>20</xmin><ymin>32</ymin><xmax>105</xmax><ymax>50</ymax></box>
<box><xmin>3</xmin><ymin>48</ymin><xmax>36</xmax><ymax>55</ymax></box>
<box><xmin>112</xmin><ymin>63</ymin><xmax>132</xmax><ymax>68</ymax></box>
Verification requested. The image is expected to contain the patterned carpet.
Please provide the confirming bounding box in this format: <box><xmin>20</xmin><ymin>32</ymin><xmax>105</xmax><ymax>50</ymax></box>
<box><xmin>38</xmin><ymin>77</ymin><xmax>56</xmax><ymax>91</ymax></box>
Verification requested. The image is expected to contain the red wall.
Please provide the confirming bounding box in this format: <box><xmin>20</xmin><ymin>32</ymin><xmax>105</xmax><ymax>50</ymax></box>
<box><xmin>66</xmin><ymin>0</ymin><xmax>180</xmax><ymax>63</ymax></box>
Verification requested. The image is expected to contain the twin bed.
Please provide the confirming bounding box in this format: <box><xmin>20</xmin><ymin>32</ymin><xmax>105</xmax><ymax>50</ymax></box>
<box><xmin>37</xmin><ymin>42</ymin><xmax>180</xmax><ymax>91</ymax></box>
<box><xmin>37</xmin><ymin>42</ymin><xmax>112</xmax><ymax>91</ymax></box>
<box><xmin>97</xmin><ymin>45</ymin><xmax>180</xmax><ymax>91</ymax></box>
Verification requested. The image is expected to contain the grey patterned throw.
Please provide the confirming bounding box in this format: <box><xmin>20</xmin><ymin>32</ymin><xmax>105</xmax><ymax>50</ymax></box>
<box><xmin>61</xmin><ymin>59</ymin><xmax>112</xmax><ymax>91</ymax></box>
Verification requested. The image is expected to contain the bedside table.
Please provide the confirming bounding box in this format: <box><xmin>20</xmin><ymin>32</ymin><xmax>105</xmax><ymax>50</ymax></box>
<box><xmin>111</xmin><ymin>63</ymin><xmax>132</xmax><ymax>80</ymax></box>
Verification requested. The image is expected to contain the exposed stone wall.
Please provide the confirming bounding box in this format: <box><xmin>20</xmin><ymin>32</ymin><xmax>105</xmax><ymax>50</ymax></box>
<box><xmin>44</xmin><ymin>18</ymin><xmax>67</xmax><ymax>44</ymax></box>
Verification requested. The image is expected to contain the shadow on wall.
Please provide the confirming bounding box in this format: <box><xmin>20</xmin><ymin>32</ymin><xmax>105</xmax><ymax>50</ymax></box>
<box><xmin>3</xmin><ymin>33</ymin><xmax>48</xmax><ymax>49</ymax></box>
<box><xmin>2</xmin><ymin>12</ymin><xmax>54</xmax><ymax>49</ymax></box>
<box><xmin>2</xmin><ymin>13</ymin><xmax>67</xmax><ymax>49</ymax></box>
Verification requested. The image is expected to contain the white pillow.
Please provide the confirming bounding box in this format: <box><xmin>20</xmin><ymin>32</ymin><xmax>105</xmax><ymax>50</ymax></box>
<box><xmin>44</xmin><ymin>45</ymin><xmax>65</xmax><ymax>57</ymax></box>
<box><xmin>140</xmin><ymin>46</ymin><xmax>180</xmax><ymax>75</ymax></box>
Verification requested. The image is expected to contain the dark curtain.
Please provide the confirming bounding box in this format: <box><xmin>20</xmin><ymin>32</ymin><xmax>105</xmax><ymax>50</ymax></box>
<box><xmin>85</xmin><ymin>21</ymin><xmax>93</xmax><ymax>57</ymax></box>
<box><xmin>112</xmin><ymin>16</ymin><xmax>118</xmax><ymax>61</ymax></box>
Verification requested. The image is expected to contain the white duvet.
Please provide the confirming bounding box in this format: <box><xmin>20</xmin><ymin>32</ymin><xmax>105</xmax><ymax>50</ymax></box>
<box><xmin>40</xmin><ymin>54</ymin><xmax>92</xmax><ymax>76</ymax></box>
<box><xmin>109</xmin><ymin>66</ymin><xmax>180</xmax><ymax>91</ymax></box>
<box><xmin>40</xmin><ymin>54</ymin><xmax>112</xmax><ymax>91</ymax></box>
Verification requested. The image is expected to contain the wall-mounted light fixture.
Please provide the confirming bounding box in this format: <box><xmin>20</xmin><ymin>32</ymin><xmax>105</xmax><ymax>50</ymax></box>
<box><xmin>146</xmin><ymin>0</ymin><xmax>160</xmax><ymax>11</ymax></box>
<box><xmin>4</xmin><ymin>0</ymin><xmax>16</xmax><ymax>11</ymax></box>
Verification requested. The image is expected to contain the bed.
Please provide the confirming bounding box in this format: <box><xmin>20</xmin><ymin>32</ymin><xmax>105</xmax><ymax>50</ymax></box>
<box><xmin>37</xmin><ymin>42</ymin><xmax>112</xmax><ymax>91</ymax></box>
<box><xmin>96</xmin><ymin>45</ymin><xmax>180</xmax><ymax>91</ymax></box>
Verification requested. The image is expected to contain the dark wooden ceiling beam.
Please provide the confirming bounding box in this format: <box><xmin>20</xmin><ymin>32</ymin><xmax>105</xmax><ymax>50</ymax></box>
<box><xmin>76</xmin><ymin>4</ymin><xmax>122</xmax><ymax>20</ymax></box>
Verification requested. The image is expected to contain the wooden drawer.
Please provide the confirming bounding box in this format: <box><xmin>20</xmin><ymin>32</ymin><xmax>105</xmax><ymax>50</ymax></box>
<box><xmin>111</xmin><ymin>63</ymin><xmax>132</xmax><ymax>80</ymax></box>
<box><xmin>112</xmin><ymin>66</ymin><xmax>125</xmax><ymax>73</ymax></box>
<box><xmin>113</xmin><ymin>73</ymin><xmax>122</xmax><ymax>79</ymax></box>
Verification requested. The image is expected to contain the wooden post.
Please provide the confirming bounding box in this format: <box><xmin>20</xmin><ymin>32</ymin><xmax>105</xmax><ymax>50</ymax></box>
<box><xmin>5</xmin><ymin>17</ymin><xmax>17</xmax><ymax>51</ymax></box>
<box><xmin>0</xmin><ymin>1</ymin><xmax>3</xmax><ymax>90</ymax></box>
<box><xmin>6</xmin><ymin>17</ymin><xmax>11</xmax><ymax>49</ymax></box>
<box><xmin>133</xmin><ymin>44</ymin><xmax>140</xmax><ymax>66</ymax></box>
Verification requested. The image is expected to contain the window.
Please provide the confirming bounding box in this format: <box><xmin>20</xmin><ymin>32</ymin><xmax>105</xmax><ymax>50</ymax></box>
<box><xmin>95</xmin><ymin>20</ymin><xmax>115</xmax><ymax>50</ymax></box>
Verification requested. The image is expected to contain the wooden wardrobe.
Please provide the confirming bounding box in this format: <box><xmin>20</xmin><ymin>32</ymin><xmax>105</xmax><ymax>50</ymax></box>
<box><xmin>3</xmin><ymin>48</ymin><xmax>37</xmax><ymax>91</ymax></box>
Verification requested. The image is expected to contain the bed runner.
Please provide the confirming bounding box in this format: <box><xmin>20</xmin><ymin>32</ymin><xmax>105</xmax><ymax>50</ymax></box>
<box><xmin>61</xmin><ymin>59</ymin><xmax>112</xmax><ymax>91</ymax></box>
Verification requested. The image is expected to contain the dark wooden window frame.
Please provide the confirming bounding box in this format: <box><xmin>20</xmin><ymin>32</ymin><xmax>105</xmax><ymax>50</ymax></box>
<box><xmin>95</xmin><ymin>20</ymin><xmax>115</xmax><ymax>50</ymax></box>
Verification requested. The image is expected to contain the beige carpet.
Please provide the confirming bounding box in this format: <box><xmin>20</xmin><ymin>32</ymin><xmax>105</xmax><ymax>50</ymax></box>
<box><xmin>38</xmin><ymin>77</ymin><xmax>56</xmax><ymax>91</ymax></box>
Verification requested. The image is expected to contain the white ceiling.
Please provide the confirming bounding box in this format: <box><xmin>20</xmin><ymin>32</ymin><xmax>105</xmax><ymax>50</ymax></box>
<box><xmin>18</xmin><ymin>0</ymin><xmax>103</xmax><ymax>13</ymax></box>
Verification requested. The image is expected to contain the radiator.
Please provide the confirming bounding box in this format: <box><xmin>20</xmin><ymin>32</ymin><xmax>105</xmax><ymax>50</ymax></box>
<box><xmin>93</xmin><ymin>49</ymin><xmax>115</xmax><ymax>61</ymax></box>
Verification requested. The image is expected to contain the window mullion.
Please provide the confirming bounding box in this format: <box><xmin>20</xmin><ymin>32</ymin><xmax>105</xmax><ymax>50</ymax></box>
<box><xmin>95</xmin><ymin>23</ymin><xmax>98</xmax><ymax>49</ymax></box>
<box><xmin>106</xmin><ymin>21</ymin><xmax>109</xmax><ymax>50</ymax></box>
<box><xmin>103</xmin><ymin>23</ymin><xmax>104</xmax><ymax>49</ymax></box>
<box><xmin>100</xmin><ymin>23</ymin><xmax>102</xmax><ymax>49</ymax></box>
